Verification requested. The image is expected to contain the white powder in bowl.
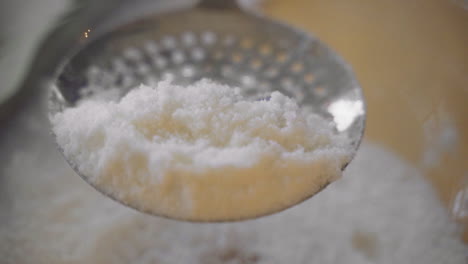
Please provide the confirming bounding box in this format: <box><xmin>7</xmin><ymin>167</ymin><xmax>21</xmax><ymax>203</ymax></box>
<box><xmin>1</xmin><ymin>122</ymin><xmax>467</xmax><ymax>264</ymax></box>
<box><xmin>50</xmin><ymin>79</ymin><xmax>352</xmax><ymax>221</ymax></box>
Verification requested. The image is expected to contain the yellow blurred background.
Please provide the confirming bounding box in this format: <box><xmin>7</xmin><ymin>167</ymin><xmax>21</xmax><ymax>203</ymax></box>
<box><xmin>264</xmin><ymin>0</ymin><xmax>467</xmax><ymax>240</ymax></box>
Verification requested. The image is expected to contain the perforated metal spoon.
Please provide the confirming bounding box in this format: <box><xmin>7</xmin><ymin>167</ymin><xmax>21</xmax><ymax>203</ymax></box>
<box><xmin>49</xmin><ymin>0</ymin><xmax>365</xmax><ymax>222</ymax></box>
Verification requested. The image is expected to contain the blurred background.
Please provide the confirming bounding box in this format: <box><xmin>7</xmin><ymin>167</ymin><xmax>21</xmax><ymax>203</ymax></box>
<box><xmin>0</xmin><ymin>0</ymin><xmax>467</xmax><ymax>260</ymax></box>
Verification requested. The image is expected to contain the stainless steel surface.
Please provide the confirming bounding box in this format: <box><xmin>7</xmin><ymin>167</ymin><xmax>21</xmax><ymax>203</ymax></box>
<box><xmin>49</xmin><ymin>0</ymin><xmax>366</xmax><ymax>221</ymax></box>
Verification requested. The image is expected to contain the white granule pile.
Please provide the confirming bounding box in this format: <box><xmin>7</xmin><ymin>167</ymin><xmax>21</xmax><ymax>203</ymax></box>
<box><xmin>1</xmin><ymin>106</ymin><xmax>467</xmax><ymax>264</ymax></box>
<box><xmin>50</xmin><ymin>79</ymin><xmax>352</xmax><ymax>221</ymax></box>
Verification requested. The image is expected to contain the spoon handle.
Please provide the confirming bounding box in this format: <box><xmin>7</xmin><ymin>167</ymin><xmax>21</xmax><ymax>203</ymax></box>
<box><xmin>198</xmin><ymin>0</ymin><xmax>240</xmax><ymax>10</ymax></box>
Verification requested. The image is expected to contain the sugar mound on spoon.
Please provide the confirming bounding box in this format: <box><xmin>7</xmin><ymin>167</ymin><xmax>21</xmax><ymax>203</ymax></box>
<box><xmin>51</xmin><ymin>79</ymin><xmax>352</xmax><ymax>221</ymax></box>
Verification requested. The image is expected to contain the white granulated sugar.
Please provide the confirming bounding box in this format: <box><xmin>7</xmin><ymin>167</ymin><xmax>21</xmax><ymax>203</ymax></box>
<box><xmin>50</xmin><ymin>79</ymin><xmax>352</xmax><ymax>221</ymax></box>
<box><xmin>1</xmin><ymin>113</ymin><xmax>467</xmax><ymax>264</ymax></box>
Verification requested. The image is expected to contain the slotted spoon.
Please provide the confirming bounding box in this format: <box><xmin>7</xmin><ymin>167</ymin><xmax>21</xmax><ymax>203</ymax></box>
<box><xmin>49</xmin><ymin>0</ymin><xmax>366</xmax><ymax>222</ymax></box>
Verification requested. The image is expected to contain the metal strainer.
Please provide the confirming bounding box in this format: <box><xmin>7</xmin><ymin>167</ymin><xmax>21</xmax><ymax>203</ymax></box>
<box><xmin>49</xmin><ymin>0</ymin><xmax>366</xmax><ymax>221</ymax></box>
